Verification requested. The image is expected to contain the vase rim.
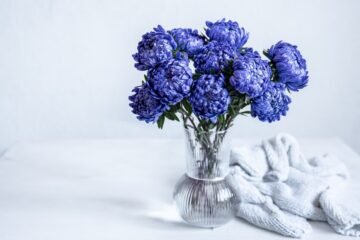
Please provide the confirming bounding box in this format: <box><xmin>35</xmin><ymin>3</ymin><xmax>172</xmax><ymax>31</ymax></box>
<box><xmin>183</xmin><ymin>127</ymin><xmax>227</xmax><ymax>134</ymax></box>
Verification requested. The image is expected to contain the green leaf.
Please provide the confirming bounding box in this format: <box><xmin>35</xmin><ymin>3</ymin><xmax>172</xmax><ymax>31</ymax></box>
<box><xmin>240</xmin><ymin>110</ymin><xmax>251</xmax><ymax>115</ymax></box>
<box><xmin>263</xmin><ymin>49</ymin><xmax>269</xmax><ymax>58</ymax></box>
<box><xmin>229</xmin><ymin>105</ymin><xmax>236</xmax><ymax>116</ymax></box>
<box><xmin>165</xmin><ymin>111</ymin><xmax>180</xmax><ymax>121</ymax></box>
<box><xmin>182</xmin><ymin>100</ymin><xmax>192</xmax><ymax>114</ymax></box>
<box><xmin>141</xmin><ymin>75</ymin><xmax>148</xmax><ymax>84</ymax></box>
<box><xmin>216</xmin><ymin>114</ymin><xmax>225</xmax><ymax>130</ymax></box>
<box><xmin>170</xmin><ymin>104</ymin><xmax>179</xmax><ymax>112</ymax></box>
<box><xmin>192</xmin><ymin>73</ymin><xmax>201</xmax><ymax>80</ymax></box>
<box><xmin>218</xmin><ymin>114</ymin><xmax>225</xmax><ymax>123</ymax></box>
<box><xmin>198</xmin><ymin>119</ymin><xmax>208</xmax><ymax>130</ymax></box>
<box><xmin>157</xmin><ymin>115</ymin><xmax>165</xmax><ymax>129</ymax></box>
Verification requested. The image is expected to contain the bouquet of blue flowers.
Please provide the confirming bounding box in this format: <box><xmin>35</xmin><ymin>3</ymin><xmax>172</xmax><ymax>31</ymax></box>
<box><xmin>129</xmin><ymin>20</ymin><xmax>310</xmax><ymax>225</ymax></box>
<box><xmin>129</xmin><ymin>19</ymin><xmax>308</xmax><ymax>132</ymax></box>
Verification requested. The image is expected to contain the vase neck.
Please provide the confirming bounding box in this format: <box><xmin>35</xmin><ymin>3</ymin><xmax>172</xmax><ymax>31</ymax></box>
<box><xmin>184</xmin><ymin>128</ymin><xmax>230</xmax><ymax>180</ymax></box>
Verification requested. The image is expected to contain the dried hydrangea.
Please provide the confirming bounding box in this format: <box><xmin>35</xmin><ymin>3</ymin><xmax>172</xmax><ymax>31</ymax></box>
<box><xmin>147</xmin><ymin>59</ymin><xmax>193</xmax><ymax>105</ymax></box>
<box><xmin>129</xmin><ymin>84</ymin><xmax>168</xmax><ymax>123</ymax></box>
<box><xmin>133</xmin><ymin>25</ymin><xmax>177</xmax><ymax>71</ymax></box>
<box><xmin>206</xmin><ymin>19</ymin><xmax>249</xmax><ymax>49</ymax></box>
<box><xmin>266</xmin><ymin>41</ymin><xmax>309</xmax><ymax>91</ymax></box>
<box><xmin>169</xmin><ymin>28</ymin><xmax>205</xmax><ymax>56</ymax></box>
<box><xmin>193</xmin><ymin>41</ymin><xmax>236</xmax><ymax>74</ymax></box>
<box><xmin>251</xmin><ymin>83</ymin><xmax>291</xmax><ymax>122</ymax></box>
<box><xmin>189</xmin><ymin>74</ymin><xmax>230</xmax><ymax>123</ymax></box>
<box><xmin>230</xmin><ymin>48</ymin><xmax>271</xmax><ymax>98</ymax></box>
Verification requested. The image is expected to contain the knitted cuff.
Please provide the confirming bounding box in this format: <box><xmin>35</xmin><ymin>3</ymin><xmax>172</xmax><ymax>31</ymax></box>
<box><xmin>320</xmin><ymin>190</ymin><xmax>360</xmax><ymax>237</ymax></box>
<box><xmin>237</xmin><ymin>198</ymin><xmax>312</xmax><ymax>238</ymax></box>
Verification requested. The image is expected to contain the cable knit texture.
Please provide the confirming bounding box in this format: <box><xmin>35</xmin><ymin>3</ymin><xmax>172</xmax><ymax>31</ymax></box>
<box><xmin>230</xmin><ymin>133</ymin><xmax>360</xmax><ymax>238</ymax></box>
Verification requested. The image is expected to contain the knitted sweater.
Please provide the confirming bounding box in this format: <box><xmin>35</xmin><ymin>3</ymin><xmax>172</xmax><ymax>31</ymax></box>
<box><xmin>229</xmin><ymin>133</ymin><xmax>360</xmax><ymax>238</ymax></box>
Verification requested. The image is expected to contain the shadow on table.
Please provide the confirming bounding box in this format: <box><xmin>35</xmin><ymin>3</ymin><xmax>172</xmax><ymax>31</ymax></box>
<box><xmin>233</xmin><ymin>215</ymin><xmax>339</xmax><ymax>237</ymax></box>
<box><xmin>94</xmin><ymin>196</ymin><xmax>196</xmax><ymax>230</ymax></box>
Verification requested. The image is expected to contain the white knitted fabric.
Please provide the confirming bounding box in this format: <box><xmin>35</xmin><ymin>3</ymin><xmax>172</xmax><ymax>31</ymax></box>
<box><xmin>230</xmin><ymin>133</ymin><xmax>360</xmax><ymax>238</ymax></box>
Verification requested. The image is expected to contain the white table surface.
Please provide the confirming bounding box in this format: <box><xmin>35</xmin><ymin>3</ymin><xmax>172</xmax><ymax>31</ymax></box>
<box><xmin>0</xmin><ymin>138</ymin><xmax>359</xmax><ymax>240</ymax></box>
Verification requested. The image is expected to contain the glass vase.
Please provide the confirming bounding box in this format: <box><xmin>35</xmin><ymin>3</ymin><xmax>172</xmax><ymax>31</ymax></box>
<box><xmin>173</xmin><ymin>127</ymin><xmax>236</xmax><ymax>228</ymax></box>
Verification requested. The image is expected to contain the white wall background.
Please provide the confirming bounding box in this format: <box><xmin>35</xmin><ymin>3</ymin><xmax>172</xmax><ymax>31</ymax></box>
<box><xmin>0</xmin><ymin>0</ymin><xmax>360</xmax><ymax>154</ymax></box>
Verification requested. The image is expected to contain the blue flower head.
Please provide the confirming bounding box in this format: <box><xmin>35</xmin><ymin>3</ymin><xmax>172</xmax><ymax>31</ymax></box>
<box><xmin>193</xmin><ymin>41</ymin><xmax>236</xmax><ymax>74</ymax></box>
<box><xmin>230</xmin><ymin>48</ymin><xmax>271</xmax><ymax>98</ymax></box>
<box><xmin>267</xmin><ymin>41</ymin><xmax>309</xmax><ymax>91</ymax></box>
<box><xmin>133</xmin><ymin>25</ymin><xmax>177</xmax><ymax>71</ymax></box>
<box><xmin>147</xmin><ymin>58</ymin><xmax>193</xmax><ymax>105</ymax></box>
<box><xmin>169</xmin><ymin>28</ymin><xmax>205</xmax><ymax>56</ymax></box>
<box><xmin>206</xmin><ymin>19</ymin><xmax>249</xmax><ymax>49</ymax></box>
<box><xmin>189</xmin><ymin>74</ymin><xmax>230</xmax><ymax>123</ymax></box>
<box><xmin>129</xmin><ymin>84</ymin><xmax>168</xmax><ymax>123</ymax></box>
<box><xmin>251</xmin><ymin>82</ymin><xmax>291</xmax><ymax>123</ymax></box>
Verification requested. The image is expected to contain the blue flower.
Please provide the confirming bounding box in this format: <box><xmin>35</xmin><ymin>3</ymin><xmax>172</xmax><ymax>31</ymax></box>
<box><xmin>133</xmin><ymin>25</ymin><xmax>177</xmax><ymax>71</ymax></box>
<box><xmin>147</xmin><ymin>59</ymin><xmax>193</xmax><ymax>105</ymax></box>
<box><xmin>193</xmin><ymin>41</ymin><xmax>236</xmax><ymax>74</ymax></box>
<box><xmin>169</xmin><ymin>28</ymin><xmax>205</xmax><ymax>56</ymax></box>
<box><xmin>129</xmin><ymin>84</ymin><xmax>168</xmax><ymax>123</ymax></box>
<box><xmin>230</xmin><ymin>48</ymin><xmax>271</xmax><ymax>98</ymax></box>
<box><xmin>251</xmin><ymin>83</ymin><xmax>291</xmax><ymax>123</ymax></box>
<box><xmin>189</xmin><ymin>74</ymin><xmax>230</xmax><ymax>123</ymax></box>
<box><xmin>206</xmin><ymin>19</ymin><xmax>249</xmax><ymax>49</ymax></box>
<box><xmin>267</xmin><ymin>41</ymin><xmax>309</xmax><ymax>91</ymax></box>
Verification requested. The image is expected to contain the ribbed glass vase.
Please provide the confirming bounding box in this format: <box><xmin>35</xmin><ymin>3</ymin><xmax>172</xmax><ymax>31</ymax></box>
<box><xmin>173</xmin><ymin>127</ymin><xmax>236</xmax><ymax>228</ymax></box>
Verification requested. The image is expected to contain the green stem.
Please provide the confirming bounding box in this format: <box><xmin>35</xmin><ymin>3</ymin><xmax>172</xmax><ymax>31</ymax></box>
<box><xmin>179</xmin><ymin>108</ymin><xmax>199</xmax><ymax>133</ymax></box>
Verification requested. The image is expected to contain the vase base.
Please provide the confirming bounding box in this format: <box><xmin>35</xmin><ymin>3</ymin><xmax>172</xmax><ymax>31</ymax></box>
<box><xmin>173</xmin><ymin>174</ymin><xmax>236</xmax><ymax>228</ymax></box>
